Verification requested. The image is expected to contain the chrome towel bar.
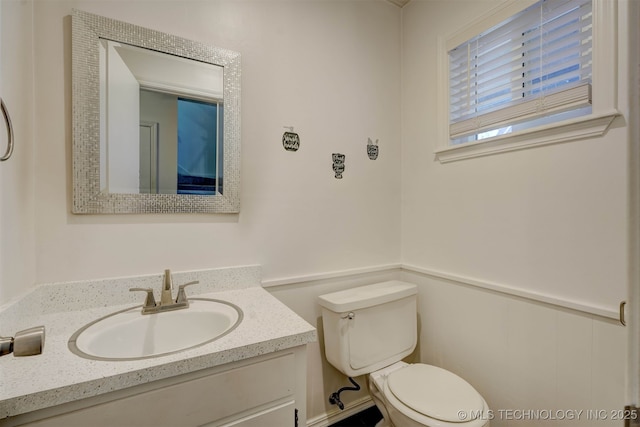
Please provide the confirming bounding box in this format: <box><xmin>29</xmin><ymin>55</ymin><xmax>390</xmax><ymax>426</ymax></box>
<box><xmin>0</xmin><ymin>98</ymin><xmax>14</xmax><ymax>161</ymax></box>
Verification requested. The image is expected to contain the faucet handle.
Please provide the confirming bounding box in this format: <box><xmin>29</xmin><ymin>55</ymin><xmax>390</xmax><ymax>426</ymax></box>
<box><xmin>129</xmin><ymin>287</ymin><xmax>157</xmax><ymax>309</ymax></box>
<box><xmin>176</xmin><ymin>281</ymin><xmax>199</xmax><ymax>304</ymax></box>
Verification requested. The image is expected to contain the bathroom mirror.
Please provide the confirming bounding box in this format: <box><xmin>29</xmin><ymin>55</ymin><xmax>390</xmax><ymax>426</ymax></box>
<box><xmin>72</xmin><ymin>10</ymin><xmax>241</xmax><ymax>214</ymax></box>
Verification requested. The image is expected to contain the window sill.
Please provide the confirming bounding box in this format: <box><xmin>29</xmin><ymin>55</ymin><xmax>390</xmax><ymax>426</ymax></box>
<box><xmin>434</xmin><ymin>110</ymin><xmax>621</xmax><ymax>163</ymax></box>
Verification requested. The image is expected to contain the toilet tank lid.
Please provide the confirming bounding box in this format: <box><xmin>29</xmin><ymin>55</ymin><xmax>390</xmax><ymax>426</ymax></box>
<box><xmin>318</xmin><ymin>281</ymin><xmax>417</xmax><ymax>313</ymax></box>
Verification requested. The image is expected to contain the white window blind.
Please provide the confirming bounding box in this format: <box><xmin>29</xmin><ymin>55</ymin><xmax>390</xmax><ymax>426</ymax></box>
<box><xmin>449</xmin><ymin>0</ymin><xmax>593</xmax><ymax>142</ymax></box>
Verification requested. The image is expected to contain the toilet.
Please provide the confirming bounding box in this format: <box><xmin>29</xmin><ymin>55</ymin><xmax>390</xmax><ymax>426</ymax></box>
<box><xmin>319</xmin><ymin>281</ymin><xmax>490</xmax><ymax>427</ymax></box>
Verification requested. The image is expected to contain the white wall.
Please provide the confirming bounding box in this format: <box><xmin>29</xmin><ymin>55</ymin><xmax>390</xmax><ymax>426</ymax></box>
<box><xmin>401</xmin><ymin>1</ymin><xmax>630</xmax><ymax>426</ymax></box>
<box><xmin>140</xmin><ymin>90</ymin><xmax>178</xmax><ymax>194</ymax></box>
<box><xmin>14</xmin><ymin>4</ymin><xmax>401</xmax><ymax>423</ymax></box>
<box><xmin>0</xmin><ymin>0</ymin><xmax>36</xmax><ymax>304</ymax></box>
<box><xmin>105</xmin><ymin>40</ymin><xmax>140</xmax><ymax>194</ymax></box>
<box><xmin>1</xmin><ymin>2</ymin><xmax>401</xmax><ymax>424</ymax></box>
<box><xmin>28</xmin><ymin>0</ymin><xmax>402</xmax><ymax>289</ymax></box>
<box><xmin>401</xmin><ymin>0</ymin><xmax>628</xmax><ymax>317</ymax></box>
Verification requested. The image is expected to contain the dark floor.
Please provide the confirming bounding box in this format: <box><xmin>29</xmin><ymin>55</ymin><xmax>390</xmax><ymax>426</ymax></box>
<box><xmin>328</xmin><ymin>406</ymin><xmax>383</xmax><ymax>427</ymax></box>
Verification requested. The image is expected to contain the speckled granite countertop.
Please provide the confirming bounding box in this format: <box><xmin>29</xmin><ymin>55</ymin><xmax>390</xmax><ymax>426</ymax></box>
<box><xmin>0</xmin><ymin>266</ymin><xmax>317</xmax><ymax>419</ymax></box>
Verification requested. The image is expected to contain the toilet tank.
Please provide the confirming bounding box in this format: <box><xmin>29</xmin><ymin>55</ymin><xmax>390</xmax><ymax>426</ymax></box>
<box><xmin>318</xmin><ymin>281</ymin><xmax>418</xmax><ymax>377</ymax></box>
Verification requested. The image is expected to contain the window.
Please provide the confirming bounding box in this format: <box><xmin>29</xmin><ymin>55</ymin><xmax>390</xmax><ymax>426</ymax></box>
<box><xmin>436</xmin><ymin>0</ymin><xmax>619</xmax><ymax>162</ymax></box>
<box><xmin>177</xmin><ymin>98</ymin><xmax>223</xmax><ymax>195</ymax></box>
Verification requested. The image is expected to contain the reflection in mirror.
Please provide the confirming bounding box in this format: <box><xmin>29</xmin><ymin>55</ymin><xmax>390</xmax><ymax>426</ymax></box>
<box><xmin>72</xmin><ymin>10</ymin><xmax>240</xmax><ymax>213</ymax></box>
<box><xmin>100</xmin><ymin>40</ymin><xmax>224</xmax><ymax>196</ymax></box>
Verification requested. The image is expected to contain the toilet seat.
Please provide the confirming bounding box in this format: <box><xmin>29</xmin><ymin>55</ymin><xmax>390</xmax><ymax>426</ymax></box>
<box><xmin>388</xmin><ymin>364</ymin><xmax>484</xmax><ymax>422</ymax></box>
<box><xmin>379</xmin><ymin>363</ymin><xmax>488</xmax><ymax>426</ymax></box>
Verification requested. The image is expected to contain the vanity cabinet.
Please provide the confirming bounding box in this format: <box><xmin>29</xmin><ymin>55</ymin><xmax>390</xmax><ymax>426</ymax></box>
<box><xmin>4</xmin><ymin>347</ymin><xmax>307</xmax><ymax>427</ymax></box>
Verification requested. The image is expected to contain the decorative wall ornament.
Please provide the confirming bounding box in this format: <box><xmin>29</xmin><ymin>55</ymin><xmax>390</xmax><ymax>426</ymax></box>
<box><xmin>282</xmin><ymin>126</ymin><xmax>300</xmax><ymax>151</ymax></box>
<box><xmin>332</xmin><ymin>153</ymin><xmax>345</xmax><ymax>179</ymax></box>
<box><xmin>367</xmin><ymin>138</ymin><xmax>379</xmax><ymax>160</ymax></box>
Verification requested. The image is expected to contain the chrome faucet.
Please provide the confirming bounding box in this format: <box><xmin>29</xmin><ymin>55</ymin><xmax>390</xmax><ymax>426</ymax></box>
<box><xmin>130</xmin><ymin>269</ymin><xmax>199</xmax><ymax>315</ymax></box>
<box><xmin>160</xmin><ymin>268</ymin><xmax>175</xmax><ymax>306</ymax></box>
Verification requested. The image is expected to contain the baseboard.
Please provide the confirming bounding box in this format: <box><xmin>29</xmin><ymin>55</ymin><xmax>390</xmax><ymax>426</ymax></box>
<box><xmin>306</xmin><ymin>396</ymin><xmax>375</xmax><ymax>427</ymax></box>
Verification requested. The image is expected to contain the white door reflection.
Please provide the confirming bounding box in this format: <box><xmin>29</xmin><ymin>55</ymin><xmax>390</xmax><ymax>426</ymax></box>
<box><xmin>139</xmin><ymin>121</ymin><xmax>158</xmax><ymax>194</ymax></box>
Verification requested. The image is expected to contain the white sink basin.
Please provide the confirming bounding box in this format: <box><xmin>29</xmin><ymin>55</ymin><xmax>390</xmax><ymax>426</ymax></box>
<box><xmin>68</xmin><ymin>298</ymin><xmax>242</xmax><ymax>360</ymax></box>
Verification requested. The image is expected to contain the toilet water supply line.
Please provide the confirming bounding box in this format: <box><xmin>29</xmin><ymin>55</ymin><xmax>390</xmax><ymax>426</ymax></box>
<box><xmin>329</xmin><ymin>377</ymin><xmax>361</xmax><ymax>410</ymax></box>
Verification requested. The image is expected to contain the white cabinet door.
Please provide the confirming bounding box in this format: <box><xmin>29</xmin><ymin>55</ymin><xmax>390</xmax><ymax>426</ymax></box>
<box><xmin>24</xmin><ymin>352</ymin><xmax>297</xmax><ymax>427</ymax></box>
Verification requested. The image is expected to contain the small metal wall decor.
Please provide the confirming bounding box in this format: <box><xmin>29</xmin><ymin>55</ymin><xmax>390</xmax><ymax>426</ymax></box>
<box><xmin>332</xmin><ymin>153</ymin><xmax>346</xmax><ymax>179</ymax></box>
<box><xmin>282</xmin><ymin>126</ymin><xmax>300</xmax><ymax>152</ymax></box>
<box><xmin>367</xmin><ymin>138</ymin><xmax>379</xmax><ymax>160</ymax></box>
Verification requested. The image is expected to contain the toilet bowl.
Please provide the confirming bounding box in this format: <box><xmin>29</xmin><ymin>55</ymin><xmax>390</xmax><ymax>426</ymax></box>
<box><xmin>369</xmin><ymin>362</ymin><xmax>490</xmax><ymax>427</ymax></box>
<box><xmin>318</xmin><ymin>281</ymin><xmax>491</xmax><ymax>427</ymax></box>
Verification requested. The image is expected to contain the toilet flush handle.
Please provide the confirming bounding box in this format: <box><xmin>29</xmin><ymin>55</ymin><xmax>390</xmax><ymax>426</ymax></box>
<box><xmin>341</xmin><ymin>312</ymin><xmax>355</xmax><ymax>320</ymax></box>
